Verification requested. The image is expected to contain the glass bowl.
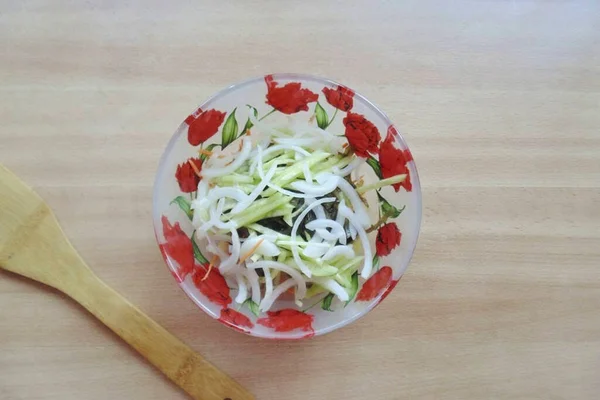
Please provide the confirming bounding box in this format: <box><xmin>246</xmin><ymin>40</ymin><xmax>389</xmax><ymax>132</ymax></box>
<box><xmin>152</xmin><ymin>73</ymin><xmax>421</xmax><ymax>339</ymax></box>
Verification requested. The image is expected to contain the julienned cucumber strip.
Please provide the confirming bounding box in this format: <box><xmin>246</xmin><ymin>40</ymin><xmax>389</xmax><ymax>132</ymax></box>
<box><xmin>263</xmin><ymin>151</ymin><xmax>331</xmax><ymax>196</ymax></box>
<box><xmin>337</xmin><ymin>256</ymin><xmax>364</xmax><ymax>273</ymax></box>
<box><xmin>356</xmin><ymin>173</ymin><xmax>407</xmax><ymax>194</ymax></box>
<box><xmin>230</xmin><ymin>194</ymin><xmax>289</xmax><ymax>227</ymax></box>
<box><xmin>311</xmin><ymin>155</ymin><xmax>352</xmax><ymax>175</ymax></box>
<box><xmin>263</xmin><ymin>202</ymin><xmax>295</xmax><ymax>225</ymax></box>
<box><xmin>264</xmin><ymin>249</ymin><xmax>338</xmax><ymax>277</ymax></box>
<box><xmin>306</xmin><ymin>283</ymin><xmax>327</xmax><ymax>298</ymax></box>
<box><xmin>247</xmin><ymin>223</ymin><xmax>290</xmax><ymax>239</ymax></box>
<box><xmin>306</xmin><ymin>262</ymin><xmax>338</xmax><ymax>277</ymax></box>
<box><xmin>276</xmin><ymin>250</ymin><xmax>289</xmax><ymax>263</ymax></box>
<box><xmin>333</xmin><ymin>258</ymin><xmax>364</xmax><ymax>287</ymax></box>
<box><xmin>259</xmin><ymin>157</ymin><xmax>294</xmax><ymax>176</ymax></box>
<box><xmin>215</xmin><ymin>173</ymin><xmax>257</xmax><ymax>185</ymax></box>
<box><xmin>234</xmin><ymin>184</ymin><xmax>255</xmax><ymax>194</ymax></box>
<box><xmin>344</xmin><ymin>272</ymin><xmax>360</xmax><ymax>305</ymax></box>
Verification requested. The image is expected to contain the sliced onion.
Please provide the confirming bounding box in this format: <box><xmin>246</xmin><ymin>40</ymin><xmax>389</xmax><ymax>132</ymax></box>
<box><xmin>218</xmin><ymin>228</ymin><xmax>240</xmax><ymax>274</ymax></box>
<box><xmin>309</xmin><ymin>200</ymin><xmax>325</xmax><ymax>219</ymax></box>
<box><xmin>304</xmin><ymin>200</ymin><xmax>339</xmax><ymax>241</ymax></box>
<box><xmin>239</xmin><ymin>235</ymin><xmax>281</xmax><ymax>258</ymax></box>
<box><xmin>248</xmin><ymin>143</ymin><xmax>266</xmax><ymax>176</ymax></box>
<box><xmin>246</xmin><ymin>260</ymin><xmax>307</xmax><ymax>301</ymax></box>
<box><xmin>209</xmin><ymin>198</ymin><xmax>236</xmax><ymax>230</ymax></box>
<box><xmin>243</xmin><ymin>268</ymin><xmax>261</xmax><ymax>305</ymax></box>
<box><xmin>262</xmin><ymin>265</ymin><xmax>273</xmax><ymax>304</ymax></box>
<box><xmin>322</xmin><ymin>245</ymin><xmax>355</xmax><ymax>261</ymax></box>
<box><xmin>202</xmin><ymin>138</ymin><xmax>252</xmax><ymax>178</ymax></box>
<box><xmin>231</xmin><ymin>163</ymin><xmax>277</xmax><ymax>214</ymax></box>
<box><xmin>336</xmin><ymin>177</ymin><xmax>371</xmax><ymax>228</ymax></box>
<box><xmin>234</xmin><ymin>272</ymin><xmax>248</xmax><ymax>304</ymax></box>
<box><xmin>312</xmin><ymin>277</ymin><xmax>349</xmax><ymax>301</ymax></box>
<box><xmin>207</xmin><ymin>187</ymin><xmax>248</xmax><ymax>203</ymax></box>
<box><xmin>302</xmin><ymin>162</ymin><xmax>312</xmax><ymax>183</ymax></box>
<box><xmin>348</xmin><ymin>223</ymin><xmax>358</xmax><ymax>240</ymax></box>
<box><xmin>256</xmin><ymin>146</ymin><xmax>316</xmax><ymax>199</ymax></box>
<box><xmin>276</xmin><ymin>240</ymin><xmax>329</xmax><ymax>248</ymax></box>
<box><xmin>333</xmin><ymin>156</ymin><xmax>363</xmax><ymax>176</ymax></box>
<box><xmin>291</xmin><ymin>197</ymin><xmax>336</xmax><ymax>277</ymax></box>
<box><xmin>316</xmin><ymin>229</ymin><xmax>338</xmax><ymax>242</ymax></box>
<box><xmin>259</xmin><ymin>279</ymin><xmax>296</xmax><ymax>312</ymax></box>
<box><xmin>302</xmin><ymin>242</ymin><xmax>329</xmax><ymax>258</ymax></box>
<box><xmin>196</xmin><ymin>180</ymin><xmax>209</xmax><ymax>198</ymax></box>
<box><xmin>259</xmin><ymin>143</ymin><xmax>310</xmax><ymax>158</ymax></box>
<box><xmin>267</xmin><ymin>182</ymin><xmax>317</xmax><ymax>199</ymax></box>
<box><xmin>305</xmin><ymin>219</ymin><xmax>346</xmax><ymax>241</ymax></box>
<box><xmin>290</xmin><ymin>174</ymin><xmax>339</xmax><ymax>197</ymax></box>
<box><xmin>206</xmin><ymin>235</ymin><xmax>228</xmax><ymax>260</ymax></box>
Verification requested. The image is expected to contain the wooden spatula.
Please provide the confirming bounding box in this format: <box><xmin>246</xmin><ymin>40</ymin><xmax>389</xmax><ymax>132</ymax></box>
<box><xmin>0</xmin><ymin>164</ymin><xmax>254</xmax><ymax>400</ymax></box>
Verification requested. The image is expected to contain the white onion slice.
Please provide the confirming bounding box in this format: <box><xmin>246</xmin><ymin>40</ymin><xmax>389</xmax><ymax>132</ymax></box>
<box><xmin>218</xmin><ymin>228</ymin><xmax>240</xmax><ymax>274</ymax></box>
<box><xmin>303</xmin><ymin>162</ymin><xmax>312</xmax><ymax>183</ymax></box>
<box><xmin>196</xmin><ymin>180</ymin><xmax>209</xmax><ymax>198</ymax></box>
<box><xmin>256</xmin><ymin>146</ymin><xmax>316</xmax><ymax>199</ymax></box>
<box><xmin>276</xmin><ymin>240</ymin><xmax>329</xmax><ymax>248</ymax></box>
<box><xmin>305</xmin><ymin>219</ymin><xmax>346</xmax><ymax>242</ymax></box>
<box><xmin>290</xmin><ymin>174</ymin><xmax>339</xmax><ymax>197</ymax></box>
<box><xmin>302</xmin><ymin>242</ymin><xmax>329</xmax><ymax>258</ymax></box>
<box><xmin>322</xmin><ymin>245</ymin><xmax>355</xmax><ymax>261</ymax></box>
<box><xmin>239</xmin><ymin>235</ymin><xmax>281</xmax><ymax>258</ymax></box>
<box><xmin>333</xmin><ymin>156</ymin><xmax>363</xmax><ymax>176</ymax></box>
<box><xmin>231</xmin><ymin>163</ymin><xmax>277</xmax><ymax>214</ymax></box>
<box><xmin>259</xmin><ymin>279</ymin><xmax>296</xmax><ymax>312</ymax></box>
<box><xmin>266</xmin><ymin>182</ymin><xmax>317</xmax><ymax>199</ymax></box>
<box><xmin>206</xmin><ymin>235</ymin><xmax>229</xmax><ymax>260</ymax></box>
<box><xmin>291</xmin><ymin>197</ymin><xmax>336</xmax><ymax>277</ymax></box>
<box><xmin>244</xmin><ymin>268</ymin><xmax>261</xmax><ymax>305</ymax></box>
<box><xmin>209</xmin><ymin>199</ymin><xmax>236</xmax><ymax>230</ymax></box>
<box><xmin>310</xmin><ymin>201</ymin><xmax>325</xmax><ymax>219</ymax></box>
<box><xmin>234</xmin><ymin>272</ymin><xmax>248</xmax><ymax>304</ymax></box>
<box><xmin>335</xmin><ymin>198</ymin><xmax>346</xmax><ymax>225</ymax></box>
<box><xmin>260</xmin><ymin>143</ymin><xmax>311</xmax><ymax>158</ymax></box>
<box><xmin>336</xmin><ymin>177</ymin><xmax>371</xmax><ymax>228</ymax></box>
<box><xmin>202</xmin><ymin>138</ymin><xmax>252</xmax><ymax>178</ymax></box>
<box><xmin>246</xmin><ymin>260</ymin><xmax>307</xmax><ymax>301</ymax></box>
<box><xmin>312</xmin><ymin>277</ymin><xmax>349</xmax><ymax>301</ymax></box>
<box><xmin>262</xmin><ymin>265</ymin><xmax>273</xmax><ymax>305</ymax></box>
<box><xmin>348</xmin><ymin>224</ymin><xmax>358</xmax><ymax>240</ymax></box>
<box><xmin>302</xmin><ymin>233</ymin><xmax>328</xmax><ymax>258</ymax></box>
<box><xmin>207</xmin><ymin>187</ymin><xmax>248</xmax><ymax>203</ymax></box>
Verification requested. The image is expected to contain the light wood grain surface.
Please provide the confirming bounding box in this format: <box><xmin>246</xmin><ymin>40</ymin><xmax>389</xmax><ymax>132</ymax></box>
<box><xmin>1</xmin><ymin>1</ymin><xmax>599</xmax><ymax>399</ymax></box>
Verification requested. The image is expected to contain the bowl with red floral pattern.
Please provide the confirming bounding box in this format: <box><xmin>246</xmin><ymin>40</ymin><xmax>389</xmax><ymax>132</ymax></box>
<box><xmin>153</xmin><ymin>73</ymin><xmax>421</xmax><ymax>339</ymax></box>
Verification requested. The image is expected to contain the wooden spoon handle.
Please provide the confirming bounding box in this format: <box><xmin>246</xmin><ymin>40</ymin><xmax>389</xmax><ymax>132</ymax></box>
<box><xmin>67</xmin><ymin>270</ymin><xmax>253</xmax><ymax>400</ymax></box>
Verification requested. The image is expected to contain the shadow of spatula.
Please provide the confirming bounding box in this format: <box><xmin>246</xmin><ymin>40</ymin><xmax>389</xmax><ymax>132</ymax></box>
<box><xmin>0</xmin><ymin>164</ymin><xmax>254</xmax><ymax>400</ymax></box>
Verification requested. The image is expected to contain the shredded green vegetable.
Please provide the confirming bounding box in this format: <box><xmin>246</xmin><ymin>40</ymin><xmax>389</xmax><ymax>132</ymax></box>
<box><xmin>191</xmin><ymin>133</ymin><xmax>406</xmax><ymax>313</ymax></box>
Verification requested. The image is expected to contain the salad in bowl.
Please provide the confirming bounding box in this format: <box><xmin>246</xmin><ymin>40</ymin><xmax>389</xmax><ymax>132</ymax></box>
<box><xmin>153</xmin><ymin>73</ymin><xmax>421</xmax><ymax>339</ymax></box>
